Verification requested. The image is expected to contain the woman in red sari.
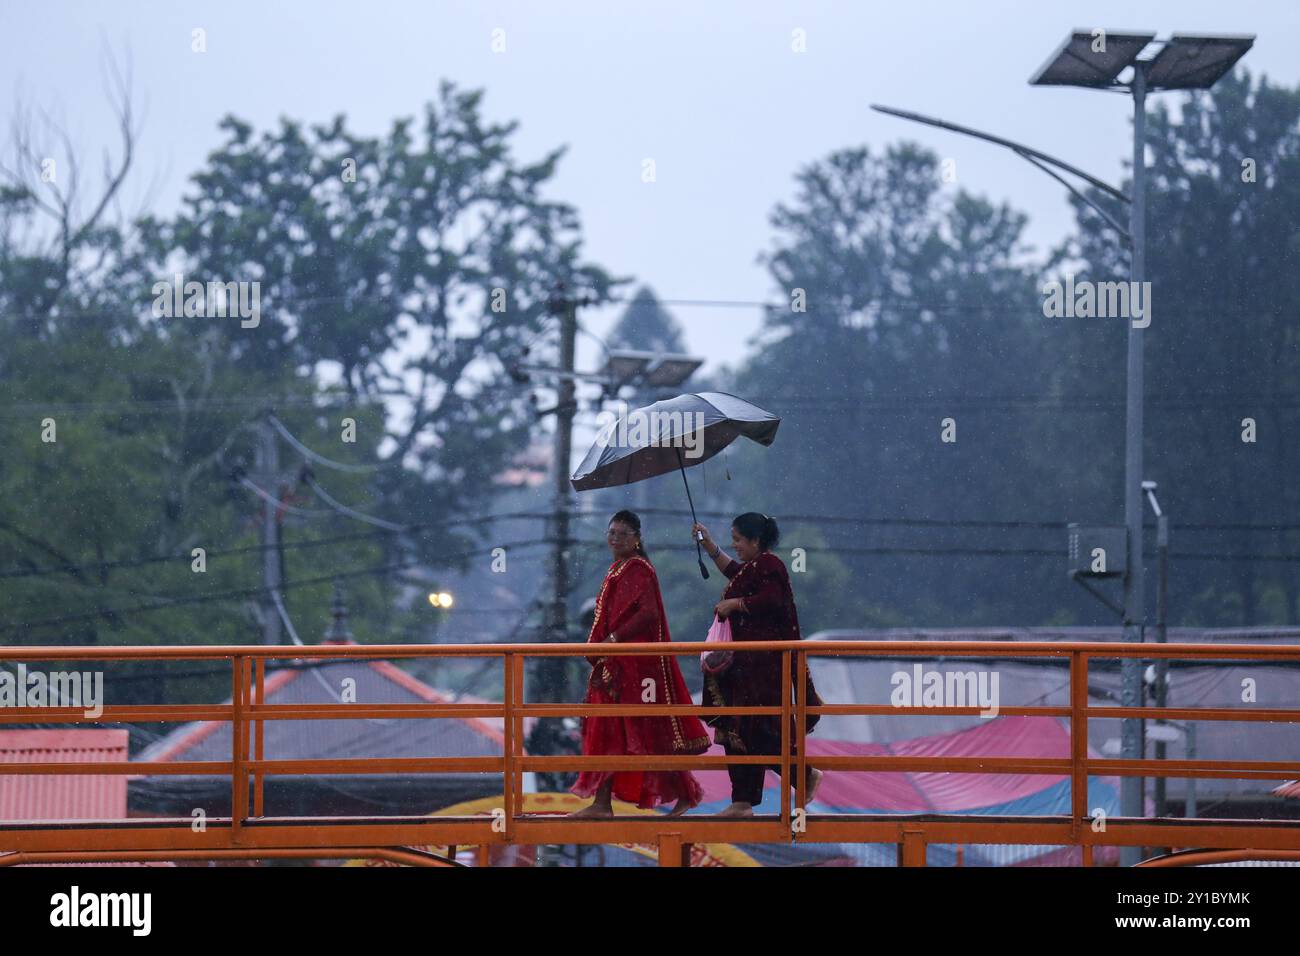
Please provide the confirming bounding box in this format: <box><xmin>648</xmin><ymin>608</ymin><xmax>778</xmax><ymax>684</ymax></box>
<box><xmin>570</xmin><ymin>510</ymin><xmax>710</xmax><ymax>817</ymax></box>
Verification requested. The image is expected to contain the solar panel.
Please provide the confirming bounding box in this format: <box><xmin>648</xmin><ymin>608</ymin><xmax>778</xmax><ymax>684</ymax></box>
<box><xmin>1030</xmin><ymin>29</ymin><xmax>1155</xmax><ymax>87</ymax></box>
<box><xmin>641</xmin><ymin>355</ymin><xmax>704</xmax><ymax>387</ymax></box>
<box><xmin>603</xmin><ymin>350</ymin><xmax>655</xmax><ymax>384</ymax></box>
<box><xmin>1145</xmin><ymin>33</ymin><xmax>1255</xmax><ymax>90</ymax></box>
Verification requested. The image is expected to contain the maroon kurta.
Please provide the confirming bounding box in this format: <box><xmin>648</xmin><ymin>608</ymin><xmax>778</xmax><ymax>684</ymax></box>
<box><xmin>702</xmin><ymin>550</ymin><xmax>821</xmax><ymax>755</ymax></box>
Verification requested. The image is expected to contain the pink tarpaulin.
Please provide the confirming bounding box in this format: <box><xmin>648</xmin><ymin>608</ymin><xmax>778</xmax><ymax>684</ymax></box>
<box><xmin>694</xmin><ymin>715</ymin><xmax>1102</xmax><ymax>812</ymax></box>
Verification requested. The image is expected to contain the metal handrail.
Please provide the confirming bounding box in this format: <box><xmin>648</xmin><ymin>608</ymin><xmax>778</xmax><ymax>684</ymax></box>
<box><xmin>3</xmin><ymin>640</ymin><xmax>1299</xmax><ymax>866</ymax></box>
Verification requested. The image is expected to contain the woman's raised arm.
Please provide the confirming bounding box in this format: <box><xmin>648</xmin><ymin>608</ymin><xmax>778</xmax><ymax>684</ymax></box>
<box><xmin>693</xmin><ymin>523</ymin><xmax>739</xmax><ymax>577</ymax></box>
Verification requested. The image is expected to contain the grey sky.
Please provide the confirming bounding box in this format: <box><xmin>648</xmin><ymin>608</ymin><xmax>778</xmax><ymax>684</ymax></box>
<box><xmin>4</xmin><ymin>0</ymin><xmax>1297</xmax><ymax>387</ymax></box>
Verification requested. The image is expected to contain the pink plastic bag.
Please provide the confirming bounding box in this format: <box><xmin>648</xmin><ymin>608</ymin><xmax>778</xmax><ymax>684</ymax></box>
<box><xmin>700</xmin><ymin>614</ymin><xmax>734</xmax><ymax>675</ymax></box>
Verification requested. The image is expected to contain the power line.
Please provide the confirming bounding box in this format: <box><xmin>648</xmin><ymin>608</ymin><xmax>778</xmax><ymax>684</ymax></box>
<box><xmin>270</xmin><ymin>588</ymin><xmax>306</xmax><ymax>647</ymax></box>
<box><xmin>0</xmin><ymin>511</ymin><xmax>551</xmax><ymax>581</ymax></box>
<box><xmin>7</xmin><ymin>387</ymin><xmax>1300</xmax><ymax>416</ymax></box>
<box><xmin>27</xmin><ymin>297</ymin><xmax>1300</xmax><ymax>322</ymax></box>
<box><xmin>591</xmin><ymin>507</ymin><xmax>1300</xmax><ymax>534</ymax></box>
<box><xmin>0</xmin><ymin>538</ymin><xmax>554</xmax><ymax>633</ymax></box>
<box><xmin>769</xmin><ymin>395</ymin><xmax>1300</xmax><ymax>411</ymax></box>
<box><xmin>268</xmin><ymin>414</ymin><xmax>389</xmax><ymax>474</ymax></box>
<box><xmin>600</xmin><ymin>506</ymin><xmax>1064</xmax><ymax>531</ymax></box>
<box><xmin>6</xmin><ymin>503</ymin><xmax>1296</xmax><ymax>587</ymax></box>
<box><xmin>237</xmin><ymin>474</ymin><xmax>334</xmax><ymax>518</ymax></box>
<box><xmin>601</xmin><ymin>297</ymin><xmax>1300</xmax><ymax>321</ymax></box>
<box><xmin>0</xmin><ymin>396</ymin><xmax>356</xmax><ymax>418</ymax></box>
<box><xmin>642</xmin><ymin>542</ymin><xmax>1058</xmax><ymax>558</ymax></box>
<box><xmin>301</xmin><ymin>473</ymin><xmax>407</xmax><ymax>531</ymax></box>
<box><xmin>640</xmin><ymin>542</ymin><xmax>1300</xmax><ymax>564</ymax></box>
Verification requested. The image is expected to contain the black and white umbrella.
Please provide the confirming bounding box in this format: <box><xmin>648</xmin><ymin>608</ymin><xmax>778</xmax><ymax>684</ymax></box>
<box><xmin>570</xmin><ymin>391</ymin><xmax>780</xmax><ymax>577</ymax></box>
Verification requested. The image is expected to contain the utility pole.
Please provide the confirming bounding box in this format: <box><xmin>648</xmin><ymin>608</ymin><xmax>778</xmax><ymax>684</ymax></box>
<box><xmin>550</xmin><ymin>290</ymin><xmax>577</xmax><ymax>654</ymax></box>
<box><xmin>256</xmin><ymin>413</ymin><xmax>283</xmax><ymax>645</ymax></box>
<box><xmin>530</xmin><ymin>287</ymin><xmax>582</xmax><ymax>791</ymax></box>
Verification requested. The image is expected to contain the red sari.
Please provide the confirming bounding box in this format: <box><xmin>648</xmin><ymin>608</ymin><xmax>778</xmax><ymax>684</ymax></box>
<box><xmin>571</xmin><ymin>555</ymin><xmax>710</xmax><ymax>809</ymax></box>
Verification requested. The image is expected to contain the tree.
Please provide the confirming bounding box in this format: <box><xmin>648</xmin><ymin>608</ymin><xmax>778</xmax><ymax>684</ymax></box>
<box><xmin>0</xmin><ymin>78</ymin><xmax>621</xmax><ymax>721</ymax></box>
<box><xmin>1057</xmin><ymin>69</ymin><xmax>1300</xmax><ymax>625</ymax></box>
<box><xmin>730</xmin><ymin>142</ymin><xmax>1058</xmax><ymax>627</ymax></box>
<box><xmin>721</xmin><ymin>72</ymin><xmax>1300</xmax><ymax>632</ymax></box>
<box><xmin>606</xmin><ymin>285</ymin><xmax>686</xmax><ymax>355</ymax></box>
<box><xmin>139</xmin><ymin>80</ymin><xmax>619</xmax><ymax>569</ymax></box>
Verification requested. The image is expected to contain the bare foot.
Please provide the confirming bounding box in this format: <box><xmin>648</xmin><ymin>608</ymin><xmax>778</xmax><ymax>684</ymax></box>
<box><xmin>567</xmin><ymin>802</ymin><xmax>613</xmax><ymax>819</ymax></box>
<box><xmin>806</xmin><ymin>768</ymin><xmax>824</xmax><ymax>803</ymax></box>
<box><xmin>716</xmin><ymin>802</ymin><xmax>754</xmax><ymax>818</ymax></box>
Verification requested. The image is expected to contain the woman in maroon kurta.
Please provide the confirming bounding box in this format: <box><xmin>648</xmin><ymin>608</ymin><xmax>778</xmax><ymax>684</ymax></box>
<box><xmin>569</xmin><ymin>510</ymin><xmax>710</xmax><ymax>817</ymax></box>
<box><xmin>694</xmin><ymin>513</ymin><xmax>824</xmax><ymax>816</ymax></box>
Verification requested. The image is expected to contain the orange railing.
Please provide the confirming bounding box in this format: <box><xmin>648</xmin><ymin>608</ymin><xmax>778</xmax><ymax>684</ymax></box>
<box><xmin>2</xmin><ymin>640</ymin><xmax>1299</xmax><ymax>867</ymax></box>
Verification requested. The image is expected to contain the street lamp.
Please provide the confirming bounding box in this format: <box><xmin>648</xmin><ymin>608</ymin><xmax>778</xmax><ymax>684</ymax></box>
<box><xmin>874</xmin><ymin>27</ymin><xmax>1253</xmax><ymax>865</ymax></box>
<box><xmin>598</xmin><ymin>349</ymin><xmax>705</xmax><ymax>396</ymax></box>
<box><xmin>1032</xmin><ymin>28</ymin><xmax>1252</xmax><ymax>867</ymax></box>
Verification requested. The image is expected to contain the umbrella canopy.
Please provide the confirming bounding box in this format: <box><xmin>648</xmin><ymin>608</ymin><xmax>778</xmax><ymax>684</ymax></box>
<box><xmin>570</xmin><ymin>391</ymin><xmax>779</xmax><ymax>491</ymax></box>
<box><xmin>571</xmin><ymin>391</ymin><xmax>779</xmax><ymax>578</ymax></box>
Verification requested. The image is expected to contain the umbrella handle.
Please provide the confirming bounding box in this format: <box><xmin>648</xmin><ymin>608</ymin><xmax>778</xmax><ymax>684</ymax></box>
<box><xmin>676</xmin><ymin>448</ymin><xmax>709</xmax><ymax>580</ymax></box>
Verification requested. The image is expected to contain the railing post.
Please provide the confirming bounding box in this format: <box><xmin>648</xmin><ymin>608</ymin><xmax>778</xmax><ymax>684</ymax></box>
<box><xmin>657</xmin><ymin>832</ymin><xmax>688</xmax><ymax>867</ymax></box>
<box><xmin>796</xmin><ymin>648</ymin><xmax>808</xmax><ymax>816</ymax></box>
<box><xmin>780</xmin><ymin>648</ymin><xmax>791</xmax><ymax>827</ymax></box>
<box><xmin>1070</xmin><ymin>650</ymin><xmax>1089</xmax><ymax>845</ymax></box>
<box><xmin>512</xmin><ymin>651</ymin><xmax>525</xmax><ymax>818</ymax></box>
<box><xmin>254</xmin><ymin>658</ymin><xmax>265</xmax><ymax>817</ymax></box>
<box><xmin>899</xmin><ymin>829</ymin><xmax>926</xmax><ymax>867</ymax></box>
<box><xmin>503</xmin><ymin>653</ymin><xmax>517</xmax><ymax>839</ymax></box>
<box><xmin>231</xmin><ymin>655</ymin><xmax>247</xmax><ymax>838</ymax></box>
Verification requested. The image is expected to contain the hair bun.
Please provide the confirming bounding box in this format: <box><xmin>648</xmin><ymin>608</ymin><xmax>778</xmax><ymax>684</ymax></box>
<box><xmin>732</xmin><ymin>511</ymin><xmax>779</xmax><ymax>550</ymax></box>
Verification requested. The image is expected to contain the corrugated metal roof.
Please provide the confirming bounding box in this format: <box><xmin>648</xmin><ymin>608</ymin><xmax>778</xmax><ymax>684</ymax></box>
<box><xmin>0</xmin><ymin>728</ymin><xmax>128</xmax><ymax>822</ymax></box>
<box><xmin>136</xmin><ymin>660</ymin><xmax>516</xmax><ymax>766</ymax></box>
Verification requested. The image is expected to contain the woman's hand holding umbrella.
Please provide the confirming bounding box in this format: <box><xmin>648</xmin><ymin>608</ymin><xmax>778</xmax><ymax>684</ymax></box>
<box><xmin>694</xmin><ymin>522</ymin><xmax>732</xmax><ymax>577</ymax></box>
<box><xmin>692</xmin><ymin>522</ymin><xmax>716</xmax><ymax>553</ymax></box>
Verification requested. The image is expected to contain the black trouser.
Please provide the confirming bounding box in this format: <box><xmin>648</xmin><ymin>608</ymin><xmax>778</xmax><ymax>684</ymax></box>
<box><xmin>722</xmin><ymin>740</ymin><xmax>811</xmax><ymax>806</ymax></box>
